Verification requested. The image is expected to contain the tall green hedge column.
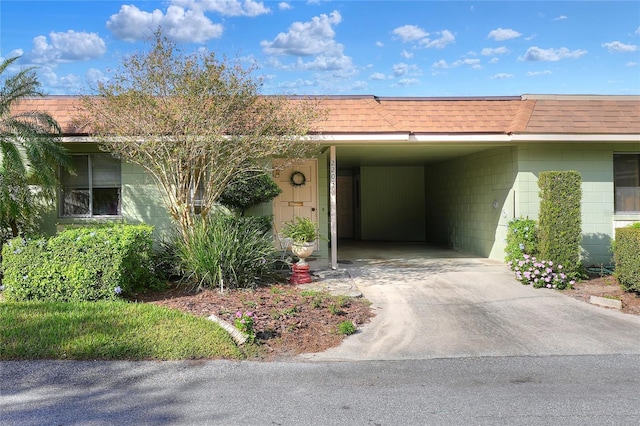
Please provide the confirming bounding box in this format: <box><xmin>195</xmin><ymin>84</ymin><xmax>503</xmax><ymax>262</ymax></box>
<box><xmin>538</xmin><ymin>171</ymin><xmax>582</xmax><ymax>278</ymax></box>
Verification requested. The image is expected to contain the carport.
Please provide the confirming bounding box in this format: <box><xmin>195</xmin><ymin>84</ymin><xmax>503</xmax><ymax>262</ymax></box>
<box><xmin>314</xmin><ymin>95</ymin><xmax>525</xmax><ymax>269</ymax></box>
<box><xmin>324</xmin><ymin>137</ymin><xmax>516</xmax><ymax>269</ymax></box>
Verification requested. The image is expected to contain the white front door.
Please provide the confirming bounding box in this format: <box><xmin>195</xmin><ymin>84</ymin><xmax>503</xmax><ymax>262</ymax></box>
<box><xmin>273</xmin><ymin>159</ymin><xmax>319</xmax><ymax>247</ymax></box>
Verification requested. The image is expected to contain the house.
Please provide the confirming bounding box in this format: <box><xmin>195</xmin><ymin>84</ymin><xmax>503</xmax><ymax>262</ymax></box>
<box><xmin>12</xmin><ymin>94</ymin><xmax>640</xmax><ymax>269</ymax></box>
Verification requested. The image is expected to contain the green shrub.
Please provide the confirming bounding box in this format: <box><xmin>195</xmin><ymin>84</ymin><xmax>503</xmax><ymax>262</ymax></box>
<box><xmin>1</xmin><ymin>225</ymin><xmax>157</xmax><ymax>302</ymax></box>
<box><xmin>337</xmin><ymin>320</ymin><xmax>356</xmax><ymax>335</ymax></box>
<box><xmin>176</xmin><ymin>212</ymin><xmax>277</xmax><ymax>290</ymax></box>
<box><xmin>505</xmin><ymin>217</ymin><xmax>538</xmax><ymax>265</ymax></box>
<box><xmin>614</xmin><ymin>226</ymin><xmax>640</xmax><ymax>292</ymax></box>
<box><xmin>538</xmin><ymin>171</ymin><xmax>583</xmax><ymax>279</ymax></box>
<box><xmin>219</xmin><ymin>169</ymin><xmax>281</xmax><ymax>215</ymax></box>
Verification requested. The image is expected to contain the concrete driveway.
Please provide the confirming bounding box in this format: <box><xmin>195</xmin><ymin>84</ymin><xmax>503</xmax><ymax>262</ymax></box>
<box><xmin>303</xmin><ymin>242</ymin><xmax>640</xmax><ymax>361</ymax></box>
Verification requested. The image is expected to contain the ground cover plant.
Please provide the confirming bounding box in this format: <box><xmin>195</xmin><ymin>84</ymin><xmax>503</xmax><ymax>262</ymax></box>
<box><xmin>0</xmin><ymin>300</ymin><xmax>242</xmax><ymax>360</ymax></box>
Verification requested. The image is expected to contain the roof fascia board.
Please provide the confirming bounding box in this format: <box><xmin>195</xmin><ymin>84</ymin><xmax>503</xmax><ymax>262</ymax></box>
<box><xmin>307</xmin><ymin>134</ymin><xmax>410</xmax><ymax>143</ymax></box>
<box><xmin>66</xmin><ymin>133</ymin><xmax>640</xmax><ymax>145</ymax></box>
<box><xmin>511</xmin><ymin>134</ymin><xmax>640</xmax><ymax>142</ymax></box>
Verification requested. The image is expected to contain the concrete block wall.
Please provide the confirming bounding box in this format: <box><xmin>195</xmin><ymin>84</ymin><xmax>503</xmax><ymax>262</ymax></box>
<box><xmin>515</xmin><ymin>142</ymin><xmax>640</xmax><ymax>265</ymax></box>
<box><xmin>425</xmin><ymin>147</ymin><xmax>517</xmax><ymax>259</ymax></box>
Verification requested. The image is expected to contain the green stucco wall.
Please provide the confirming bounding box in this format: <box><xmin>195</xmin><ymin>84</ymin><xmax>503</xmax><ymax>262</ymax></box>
<box><xmin>360</xmin><ymin>166</ymin><xmax>426</xmax><ymax>241</ymax></box>
<box><xmin>425</xmin><ymin>147</ymin><xmax>517</xmax><ymax>259</ymax></box>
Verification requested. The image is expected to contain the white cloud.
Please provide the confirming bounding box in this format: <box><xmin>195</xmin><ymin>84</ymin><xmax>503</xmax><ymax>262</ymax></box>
<box><xmin>173</xmin><ymin>0</ymin><xmax>270</xmax><ymax>17</ymax></box>
<box><xmin>431</xmin><ymin>58</ymin><xmax>481</xmax><ymax>69</ymax></box>
<box><xmin>392</xmin><ymin>25</ymin><xmax>454</xmax><ymax>49</ymax></box>
<box><xmin>350</xmin><ymin>80</ymin><xmax>368</xmax><ymax>91</ymax></box>
<box><xmin>554</xmin><ymin>15</ymin><xmax>568</xmax><ymax>21</ymax></box>
<box><xmin>376</xmin><ymin>41</ymin><xmax>384</xmax><ymax>48</ymax></box>
<box><xmin>369</xmin><ymin>72</ymin><xmax>390</xmax><ymax>81</ymax></box>
<box><xmin>487</xmin><ymin>28</ymin><xmax>521</xmax><ymax>41</ymax></box>
<box><xmin>432</xmin><ymin>59</ymin><xmax>449</xmax><ymax>69</ymax></box>
<box><xmin>278</xmin><ymin>2</ymin><xmax>292</xmax><ymax>10</ymax></box>
<box><xmin>602</xmin><ymin>41</ymin><xmax>639</xmax><ymax>53</ymax></box>
<box><xmin>420</xmin><ymin>30</ymin><xmax>455</xmax><ymax>49</ymax></box>
<box><xmin>521</xmin><ymin>46</ymin><xmax>587</xmax><ymax>61</ymax></box>
<box><xmin>260</xmin><ymin>11</ymin><xmax>354</xmax><ymax>75</ymax></box>
<box><xmin>23</xmin><ymin>30</ymin><xmax>106</xmax><ymax>64</ymax></box>
<box><xmin>271</xmin><ymin>78</ymin><xmax>320</xmax><ymax>92</ymax></box>
<box><xmin>392</xmin><ymin>25</ymin><xmax>428</xmax><ymax>42</ymax></box>
<box><xmin>491</xmin><ymin>73</ymin><xmax>513</xmax><ymax>79</ymax></box>
<box><xmin>400</xmin><ymin>49</ymin><xmax>414</xmax><ymax>59</ymax></box>
<box><xmin>393</xmin><ymin>77</ymin><xmax>420</xmax><ymax>87</ymax></box>
<box><xmin>107</xmin><ymin>4</ymin><xmax>223</xmax><ymax>43</ymax></box>
<box><xmin>526</xmin><ymin>70</ymin><xmax>552</xmax><ymax>76</ymax></box>
<box><xmin>86</xmin><ymin>68</ymin><xmax>108</xmax><ymax>84</ymax></box>
<box><xmin>489</xmin><ymin>57</ymin><xmax>499</xmax><ymax>64</ymax></box>
<box><xmin>481</xmin><ymin>46</ymin><xmax>509</xmax><ymax>56</ymax></box>
<box><xmin>392</xmin><ymin>62</ymin><xmax>420</xmax><ymax>77</ymax></box>
<box><xmin>636</xmin><ymin>27</ymin><xmax>640</xmax><ymax>35</ymax></box>
<box><xmin>627</xmin><ymin>62</ymin><xmax>638</xmax><ymax>67</ymax></box>
<box><xmin>261</xmin><ymin>10</ymin><xmax>341</xmax><ymax>56</ymax></box>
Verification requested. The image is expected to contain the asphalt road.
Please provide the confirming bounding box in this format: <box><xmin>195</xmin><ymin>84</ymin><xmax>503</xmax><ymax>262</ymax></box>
<box><xmin>2</xmin><ymin>355</ymin><xmax>640</xmax><ymax>425</ymax></box>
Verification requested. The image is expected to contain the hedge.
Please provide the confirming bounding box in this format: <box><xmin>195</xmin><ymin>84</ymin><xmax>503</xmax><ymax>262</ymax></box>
<box><xmin>1</xmin><ymin>224</ymin><xmax>156</xmax><ymax>302</ymax></box>
<box><xmin>538</xmin><ymin>171</ymin><xmax>582</xmax><ymax>278</ymax></box>
<box><xmin>614</xmin><ymin>226</ymin><xmax>640</xmax><ymax>292</ymax></box>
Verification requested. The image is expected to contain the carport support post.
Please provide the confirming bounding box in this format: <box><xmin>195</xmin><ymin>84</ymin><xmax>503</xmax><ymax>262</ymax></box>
<box><xmin>330</xmin><ymin>145</ymin><xmax>338</xmax><ymax>270</ymax></box>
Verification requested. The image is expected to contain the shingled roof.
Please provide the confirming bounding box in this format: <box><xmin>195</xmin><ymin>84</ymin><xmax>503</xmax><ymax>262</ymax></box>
<box><xmin>9</xmin><ymin>94</ymin><xmax>640</xmax><ymax>137</ymax></box>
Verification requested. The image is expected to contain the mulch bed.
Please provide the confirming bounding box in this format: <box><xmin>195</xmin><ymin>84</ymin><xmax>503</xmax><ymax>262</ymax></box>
<box><xmin>135</xmin><ymin>282</ymin><xmax>374</xmax><ymax>360</ymax></box>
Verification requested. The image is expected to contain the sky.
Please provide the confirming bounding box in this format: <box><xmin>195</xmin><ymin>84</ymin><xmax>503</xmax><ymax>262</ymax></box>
<box><xmin>1</xmin><ymin>0</ymin><xmax>639</xmax><ymax>97</ymax></box>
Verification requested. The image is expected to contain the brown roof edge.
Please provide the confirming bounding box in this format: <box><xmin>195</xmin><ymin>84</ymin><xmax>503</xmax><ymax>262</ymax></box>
<box><xmin>522</xmin><ymin>94</ymin><xmax>640</xmax><ymax>101</ymax></box>
<box><xmin>375</xmin><ymin>96</ymin><xmax>522</xmax><ymax>102</ymax></box>
<box><xmin>308</xmin><ymin>130</ymin><xmax>412</xmax><ymax>135</ymax></box>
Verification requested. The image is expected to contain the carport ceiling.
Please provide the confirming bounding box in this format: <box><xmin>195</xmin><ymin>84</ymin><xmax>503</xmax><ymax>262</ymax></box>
<box><xmin>334</xmin><ymin>144</ymin><xmax>504</xmax><ymax>168</ymax></box>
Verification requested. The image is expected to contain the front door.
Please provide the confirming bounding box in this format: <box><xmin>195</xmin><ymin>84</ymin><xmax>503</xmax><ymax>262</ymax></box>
<box><xmin>273</xmin><ymin>159</ymin><xmax>318</xmax><ymax>247</ymax></box>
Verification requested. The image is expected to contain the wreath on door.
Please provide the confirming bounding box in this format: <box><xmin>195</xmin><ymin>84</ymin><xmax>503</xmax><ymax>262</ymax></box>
<box><xmin>290</xmin><ymin>171</ymin><xmax>306</xmax><ymax>187</ymax></box>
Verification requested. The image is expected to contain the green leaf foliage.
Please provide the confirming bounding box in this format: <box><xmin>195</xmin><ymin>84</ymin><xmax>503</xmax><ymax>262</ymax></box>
<box><xmin>281</xmin><ymin>216</ymin><xmax>319</xmax><ymax>244</ymax></box>
<box><xmin>0</xmin><ymin>56</ymin><xmax>71</xmax><ymax>242</ymax></box>
<box><xmin>538</xmin><ymin>171</ymin><xmax>583</xmax><ymax>279</ymax></box>
<box><xmin>614</xmin><ymin>226</ymin><xmax>640</xmax><ymax>292</ymax></box>
<box><xmin>219</xmin><ymin>169</ymin><xmax>282</xmax><ymax>214</ymax></box>
<box><xmin>1</xmin><ymin>225</ymin><xmax>157</xmax><ymax>301</ymax></box>
<box><xmin>175</xmin><ymin>213</ymin><xmax>277</xmax><ymax>290</ymax></box>
<box><xmin>505</xmin><ymin>217</ymin><xmax>538</xmax><ymax>264</ymax></box>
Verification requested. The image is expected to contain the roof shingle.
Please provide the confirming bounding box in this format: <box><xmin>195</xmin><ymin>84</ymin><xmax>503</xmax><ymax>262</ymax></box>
<box><xmin>8</xmin><ymin>94</ymin><xmax>640</xmax><ymax>136</ymax></box>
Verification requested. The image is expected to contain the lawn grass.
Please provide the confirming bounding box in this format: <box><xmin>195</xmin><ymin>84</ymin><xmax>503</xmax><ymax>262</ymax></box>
<box><xmin>0</xmin><ymin>301</ymin><xmax>244</xmax><ymax>360</ymax></box>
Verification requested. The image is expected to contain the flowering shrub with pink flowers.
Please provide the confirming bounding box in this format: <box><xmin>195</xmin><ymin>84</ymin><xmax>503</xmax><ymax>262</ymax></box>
<box><xmin>508</xmin><ymin>254</ymin><xmax>574</xmax><ymax>290</ymax></box>
<box><xmin>234</xmin><ymin>311</ymin><xmax>255</xmax><ymax>342</ymax></box>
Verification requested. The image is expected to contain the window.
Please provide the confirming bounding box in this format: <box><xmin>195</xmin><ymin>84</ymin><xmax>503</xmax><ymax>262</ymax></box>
<box><xmin>60</xmin><ymin>154</ymin><xmax>121</xmax><ymax>217</ymax></box>
<box><xmin>614</xmin><ymin>154</ymin><xmax>640</xmax><ymax>213</ymax></box>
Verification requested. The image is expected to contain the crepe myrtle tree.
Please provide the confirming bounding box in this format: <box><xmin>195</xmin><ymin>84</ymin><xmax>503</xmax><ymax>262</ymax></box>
<box><xmin>78</xmin><ymin>31</ymin><xmax>324</xmax><ymax>242</ymax></box>
<box><xmin>0</xmin><ymin>56</ymin><xmax>70</xmax><ymax>241</ymax></box>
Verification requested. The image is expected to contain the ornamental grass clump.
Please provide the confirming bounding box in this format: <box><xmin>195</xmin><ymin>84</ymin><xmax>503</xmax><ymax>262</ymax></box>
<box><xmin>175</xmin><ymin>212</ymin><xmax>277</xmax><ymax>291</ymax></box>
<box><xmin>508</xmin><ymin>254</ymin><xmax>574</xmax><ymax>290</ymax></box>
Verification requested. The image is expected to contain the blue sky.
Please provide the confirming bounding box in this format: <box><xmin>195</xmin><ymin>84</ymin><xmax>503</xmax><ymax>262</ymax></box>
<box><xmin>1</xmin><ymin>1</ymin><xmax>639</xmax><ymax>96</ymax></box>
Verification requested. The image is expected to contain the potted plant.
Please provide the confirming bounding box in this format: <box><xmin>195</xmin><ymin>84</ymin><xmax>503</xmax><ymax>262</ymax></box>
<box><xmin>281</xmin><ymin>216</ymin><xmax>318</xmax><ymax>265</ymax></box>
